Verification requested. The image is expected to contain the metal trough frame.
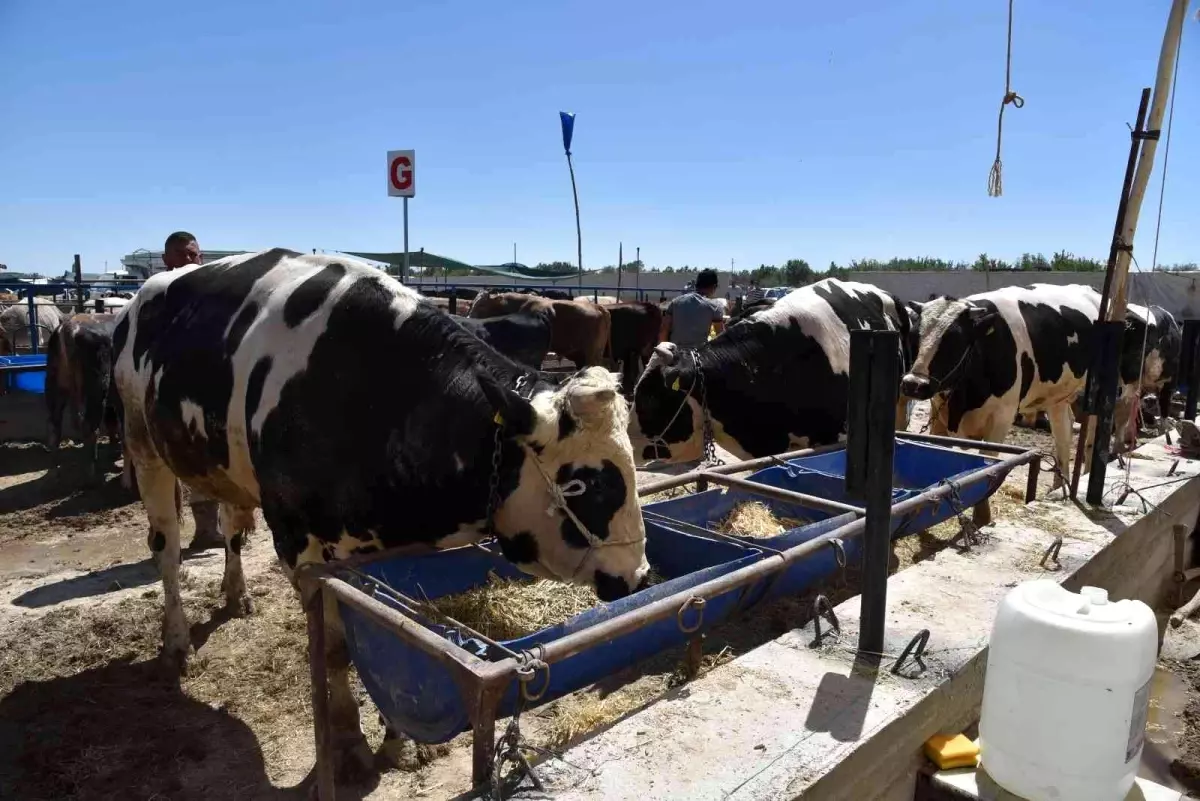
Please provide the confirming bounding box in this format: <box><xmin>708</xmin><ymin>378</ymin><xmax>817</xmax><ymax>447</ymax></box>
<box><xmin>299</xmin><ymin>436</ymin><xmax>1039</xmax><ymax>800</ymax></box>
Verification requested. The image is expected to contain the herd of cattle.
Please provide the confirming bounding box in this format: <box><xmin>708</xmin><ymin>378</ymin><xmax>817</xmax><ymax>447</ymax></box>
<box><xmin>0</xmin><ymin>249</ymin><xmax>1189</xmax><ymax>777</ymax></box>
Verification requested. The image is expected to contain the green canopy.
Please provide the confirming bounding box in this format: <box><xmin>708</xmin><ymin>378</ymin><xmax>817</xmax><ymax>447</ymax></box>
<box><xmin>341</xmin><ymin>251</ymin><xmax>583</xmax><ymax>282</ymax></box>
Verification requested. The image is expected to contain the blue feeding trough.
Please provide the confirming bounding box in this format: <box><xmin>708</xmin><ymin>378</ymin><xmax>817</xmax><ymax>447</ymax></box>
<box><xmin>0</xmin><ymin>355</ymin><xmax>47</xmax><ymax>393</ymax></box>
<box><xmin>336</xmin><ymin>524</ymin><xmax>764</xmax><ymax>744</ymax></box>
<box><xmin>324</xmin><ymin>438</ymin><xmax>1020</xmax><ymax>786</ymax></box>
<box><xmin>641</xmin><ymin>485</ymin><xmax>861</xmax><ymax>599</ymax></box>
<box><xmin>771</xmin><ymin>440</ymin><xmax>1002</xmax><ymax>535</ymax></box>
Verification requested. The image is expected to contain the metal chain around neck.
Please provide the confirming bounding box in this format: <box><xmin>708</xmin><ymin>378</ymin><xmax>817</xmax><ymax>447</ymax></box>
<box><xmin>485</xmin><ymin>422</ymin><xmax>504</xmax><ymax>536</ymax></box>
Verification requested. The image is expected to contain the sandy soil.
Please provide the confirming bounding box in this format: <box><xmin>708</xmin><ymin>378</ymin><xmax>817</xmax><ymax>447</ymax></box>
<box><xmin>0</xmin><ymin>403</ymin><xmax>1181</xmax><ymax>800</ymax></box>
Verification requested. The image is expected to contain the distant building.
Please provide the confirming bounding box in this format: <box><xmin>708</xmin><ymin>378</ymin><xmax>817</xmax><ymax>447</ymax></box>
<box><xmin>120</xmin><ymin>248</ymin><xmax>247</xmax><ymax>279</ymax></box>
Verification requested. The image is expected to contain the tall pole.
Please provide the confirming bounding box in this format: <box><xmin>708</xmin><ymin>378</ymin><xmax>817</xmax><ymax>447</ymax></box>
<box><xmin>402</xmin><ymin>197</ymin><xmax>410</xmax><ymax>283</ymax></box>
<box><xmin>513</xmin><ymin>242</ymin><xmax>517</xmax><ymax>266</ymax></box>
<box><xmin>568</xmin><ymin>152</ymin><xmax>583</xmax><ymax>287</ymax></box>
<box><xmin>72</xmin><ymin>254</ymin><xmax>83</xmax><ymax>314</ymax></box>
<box><xmin>1084</xmin><ymin>0</ymin><xmax>1188</xmax><ymax>504</ymax></box>
<box><xmin>636</xmin><ymin>246</ymin><xmax>641</xmax><ymax>296</ymax></box>
<box><xmin>559</xmin><ymin>112</ymin><xmax>582</xmax><ymax>288</ymax></box>
<box><xmin>617</xmin><ymin>242</ymin><xmax>623</xmax><ymax>298</ymax></box>
<box><xmin>1108</xmin><ymin>0</ymin><xmax>1189</xmax><ymax>322</ymax></box>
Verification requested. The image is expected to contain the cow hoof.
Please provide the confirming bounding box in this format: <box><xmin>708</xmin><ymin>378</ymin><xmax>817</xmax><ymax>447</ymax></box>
<box><xmin>225</xmin><ymin>592</ymin><xmax>254</xmax><ymax>617</ymax></box>
<box><xmin>160</xmin><ymin>646</ymin><xmax>192</xmax><ymax>678</ymax></box>
<box><xmin>334</xmin><ymin>737</ymin><xmax>376</xmax><ymax>784</ymax></box>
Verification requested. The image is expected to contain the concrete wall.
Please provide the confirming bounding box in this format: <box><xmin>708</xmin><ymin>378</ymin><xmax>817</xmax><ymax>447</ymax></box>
<box><xmin>846</xmin><ymin>271</ymin><xmax>1200</xmax><ymax>321</ymax></box>
<box><xmin>409</xmin><ymin>270</ymin><xmax>1200</xmax><ymax>319</ymax></box>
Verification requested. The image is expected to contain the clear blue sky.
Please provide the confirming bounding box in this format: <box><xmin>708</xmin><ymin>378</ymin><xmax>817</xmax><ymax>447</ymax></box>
<box><xmin>1</xmin><ymin>0</ymin><xmax>1196</xmax><ymax>275</ymax></box>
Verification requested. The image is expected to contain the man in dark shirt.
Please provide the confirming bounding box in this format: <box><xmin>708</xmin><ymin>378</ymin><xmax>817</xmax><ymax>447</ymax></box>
<box><xmin>660</xmin><ymin>268</ymin><xmax>726</xmax><ymax>349</ymax></box>
<box><xmin>160</xmin><ymin>231</ymin><xmax>222</xmax><ymax>549</ymax></box>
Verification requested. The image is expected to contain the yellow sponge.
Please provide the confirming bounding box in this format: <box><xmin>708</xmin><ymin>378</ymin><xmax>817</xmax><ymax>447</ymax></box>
<box><xmin>924</xmin><ymin>733</ymin><xmax>980</xmax><ymax>771</ymax></box>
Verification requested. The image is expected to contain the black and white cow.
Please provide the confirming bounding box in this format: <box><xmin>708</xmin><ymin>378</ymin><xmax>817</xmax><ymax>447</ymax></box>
<box><xmin>901</xmin><ymin>284</ymin><xmax>1101</xmax><ymax>511</ymax></box>
<box><xmin>452</xmin><ymin>310</ymin><xmax>553</xmax><ymax>369</ymax></box>
<box><xmin>112</xmin><ymin>248</ymin><xmax>649</xmax><ymax>777</ymax></box>
<box><xmin>1115</xmin><ymin>304</ymin><xmax>1183</xmax><ymax>447</ymax></box>
<box><xmin>629</xmin><ymin>278</ymin><xmax>912</xmax><ymax>463</ymax></box>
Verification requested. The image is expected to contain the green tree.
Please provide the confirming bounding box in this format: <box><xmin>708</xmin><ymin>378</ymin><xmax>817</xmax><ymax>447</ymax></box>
<box><xmin>781</xmin><ymin>258</ymin><xmax>815</xmax><ymax>286</ymax></box>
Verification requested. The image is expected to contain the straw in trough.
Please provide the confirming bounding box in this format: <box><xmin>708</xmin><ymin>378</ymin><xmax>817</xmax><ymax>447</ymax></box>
<box><xmin>719</xmin><ymin>501</ymin><xmax>803</xmax><ymax>539</ymax></box>
<box><xmin>428</xmin><ymin>572</ymin><xmax>601</xmax><ymax>641</ymax></box>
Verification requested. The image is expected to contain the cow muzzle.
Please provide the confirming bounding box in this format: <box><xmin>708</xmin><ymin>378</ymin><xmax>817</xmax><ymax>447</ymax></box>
<box><xmin>900</xmin><ymin>373</ymin><xmax>934</xmax><ymax>401</ymax></box>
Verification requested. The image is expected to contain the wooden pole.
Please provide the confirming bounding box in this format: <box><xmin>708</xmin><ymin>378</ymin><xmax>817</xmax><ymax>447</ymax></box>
<box><xmin>1079</xmin><ymin>0</ymin><xmax>1188</xmax><ymax>503</ymax></box>
<box><xmin>617</xmin><ymin>242</ymin><xmax>623</xmax><ymax>299</ymax></box>
<box><xmin>1108</xmin><ymin>0</ymin><xmax>1189</xmax><ymax>323</ymax></box>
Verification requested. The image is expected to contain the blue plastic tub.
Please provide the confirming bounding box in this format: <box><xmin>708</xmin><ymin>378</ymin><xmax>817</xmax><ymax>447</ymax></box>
<box><xmin>0</xmin><ymin>355</ymin><xmax>47</xmax><ymax>393</ymax></box>
<box><xmin>640</xmin><ymin>481</ymin><xmax>862</xmax><ymax>599</ymax></box>
<box><xmin>774</xmin><ymin>441</ymin><xmax>1001</xmax><ymax>534</ymax></box>
<box><xmin>337</xmin><ymin>524</ymin><xmax>763</xmax><ymax>744</ymax></box>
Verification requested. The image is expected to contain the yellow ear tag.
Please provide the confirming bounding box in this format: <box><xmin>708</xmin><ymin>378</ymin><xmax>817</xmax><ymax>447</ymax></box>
<box><xmin>671</xmin><ymin>377</ymin><xmax>681</xmax><ymax>391</ymax></box>
<box><xmin>493</xmin><ymin>412</ymin><xmax>504</xmax><ymax>426</ymax></box>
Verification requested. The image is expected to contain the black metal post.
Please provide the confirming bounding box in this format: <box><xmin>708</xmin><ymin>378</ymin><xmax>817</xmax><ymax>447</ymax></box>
<box><xmin>1072</xmin><ymin>88</ymin><xmax>1152</xmax><ymax>500</ymax></box>
<box><xmin>1087</xmin><ymin>321</ymin><xmax>1126</xmax><ymax>504</ymax></box>
<box><xmin>1181</xmin><ymin>320</ymin><xmax>1200</xmax><ymax>421</ymax></box>
<box><xmin>26</xmin><ymin>293</ymin><xmax>38</xmax><ymax>356</ymax></box>
<box><xmin>845</xmin><ymin>329</ymin><xmax>901</xmax><ymax>659</ymax></box>
<box><xmin>72</xmin><ymin>254</ymin><xmax>83</xmax><ymax>315</ymax></box>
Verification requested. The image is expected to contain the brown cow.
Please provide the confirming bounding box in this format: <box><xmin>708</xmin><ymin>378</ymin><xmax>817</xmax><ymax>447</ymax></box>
<box><xmin>45</xmin><ymin>313</ymin><xmax>122</xmax><ymax>476</ymax></box>
<box><xmin>607</xmin><ymin>301</ymin><xmax>663</xmax><ymax>393</ymax></box>
<box><xmin>468</xmin><ymin>290</ymin><xmax>611</xmax><ymax>368</ymax></box>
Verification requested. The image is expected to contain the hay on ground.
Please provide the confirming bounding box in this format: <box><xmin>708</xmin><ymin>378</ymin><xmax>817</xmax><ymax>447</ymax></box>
<box><xmin>428</xmin><ymin>572</ymin><xmax>601</xmax><ymax>641</ymax></box>
<box><xmin>718</xmin><ymin>501</ymin><xmax>803</xmax><ymax>538</ymax></box>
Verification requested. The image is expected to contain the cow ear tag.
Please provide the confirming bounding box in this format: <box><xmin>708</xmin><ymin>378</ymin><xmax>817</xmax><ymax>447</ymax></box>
<box><xmin>671</xmin><ymin>377</ymin><xmax>681</xmax><ymax>391</ymax></box>
<box><xmin>985</xmin><ymin>325</ymin><xmax>995</xmax><ymax>336</ymax></box>
<box><xmin>493</xmin><ymin>412</ymin><xmax>504</xmax><ymax>426</ymax></box>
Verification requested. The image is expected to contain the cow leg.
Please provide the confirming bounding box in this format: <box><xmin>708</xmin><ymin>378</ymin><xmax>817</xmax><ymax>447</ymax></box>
<box><xmin>302</xmin><ymin>583</ymin><xmax>375</xmax><ymax>782</ymax></box>
<box><xmin>140</xmin><ymin>465</ymin><xmax>191</xmax><ymax>671</ymax></box>
<box><xmin>1046</xmin><ymin>403</ymin><xmax>1075</xmax><ymax>492</ymax></box>
<box><xmin>44</xmin><ymin>360</ymin><xmax>66</xmax><ymax>455</ymax></box>
<box><xmin>219</xmin><ymin>504</ymin><xmax>255</xmax><ymax>616</ymax></box>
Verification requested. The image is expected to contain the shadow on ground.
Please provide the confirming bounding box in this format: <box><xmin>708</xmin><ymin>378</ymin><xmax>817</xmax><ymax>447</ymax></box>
<box><xmin>0</xmin><ymin>654</ymin><xmax>387</xmax><ymax>801</ymax></box>
<box><xmin>11</xmin><ymin>548</ymin><xmax>220</xmax><ymax>609</ymax></box>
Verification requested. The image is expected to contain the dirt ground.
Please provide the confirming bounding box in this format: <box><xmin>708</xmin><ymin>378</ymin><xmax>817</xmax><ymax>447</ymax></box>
<box><xmin>0</xmin><ymin>401</ymin><xmax>1189</xmax><ymax>800</ymax></box>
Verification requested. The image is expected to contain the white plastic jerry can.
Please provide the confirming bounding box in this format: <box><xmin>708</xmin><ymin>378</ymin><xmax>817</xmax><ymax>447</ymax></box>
<box><xmin>979</xmin><ymin>580</ymin><xmax>1158</xmax><ymax>801</ymax></box>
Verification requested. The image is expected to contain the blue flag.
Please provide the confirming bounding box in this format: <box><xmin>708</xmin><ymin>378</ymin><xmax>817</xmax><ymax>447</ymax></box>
<box><xmin>559</xmin><ymin>111</ymin><xmax>576</xmax><ymax>155</ymax></box>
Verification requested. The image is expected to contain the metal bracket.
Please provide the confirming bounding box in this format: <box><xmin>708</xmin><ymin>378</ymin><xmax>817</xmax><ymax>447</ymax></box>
<box><xmin>811</xmin><ymin>595</ymin><xmax>840</xmax><ymax>646</ymax></box>
<box><xmin>677</xmin><ymin>596</ymin><xmax>707</xmax><ymax>634</ymax></box>
<box><xmin>516</xmin><ymin>650</ymin><xmax>551</xmax><ymax>703</ymax></box>
<box><xmin>1040</xmin><ymin>536</ymin><xmax>1064</xmax><ymax>571</ymax></box>
<box><xmin>1133</xmin><ymin>128</ymin><xmax>1161</xmax><ymax>141</ymax></box>
<box><xmin>891</xmin><ymin>629</ymin><xmax>930</xmax><ymax>678</ymax></box>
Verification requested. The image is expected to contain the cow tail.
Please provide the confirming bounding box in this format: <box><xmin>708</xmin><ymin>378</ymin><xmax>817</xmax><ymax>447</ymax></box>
<box><xmin>174</xmin><ymin>479</ymin><xmax>184</xmax><ymax>524</ymax></box>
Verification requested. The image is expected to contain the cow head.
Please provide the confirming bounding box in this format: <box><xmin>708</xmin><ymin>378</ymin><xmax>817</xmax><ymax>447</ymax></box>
<box><xmin>901</xmin><ymin>298</ymin><xmax>997</xmax><ymax>401</ymax></box>
<box><xmin>627</xmin><ymin>342</ymin><xmax>706</xmax><ymax>465</ymax></box>
<box><xmin>481</xmin><ymin>366</ymin><xmax>650</xmax><ymax>601</ymax></box>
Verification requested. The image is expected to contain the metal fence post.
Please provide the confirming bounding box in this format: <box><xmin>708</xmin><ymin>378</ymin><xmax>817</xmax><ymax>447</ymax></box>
<box><xmin>1087</xmin><ymin>321</ymin><xmax>1126</xmax><ymax>505</ymax></box>
<box><xmin>845</xmin><ymin>329</ymin><xmax>901</xmax><ymax>659</ymax></box>
<box><xmin>26</xmin><ymin>293</ymin><xmax>39</xmax><ymax>356</ymax></box>
<box><xmin>1182</xmin><ymin>320</ymin><xmax>1200</xmax><ymax>421</ymax></box>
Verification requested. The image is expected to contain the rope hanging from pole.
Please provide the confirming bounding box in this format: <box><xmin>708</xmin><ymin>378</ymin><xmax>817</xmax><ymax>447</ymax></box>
<box><xmin>988</xmin><ymin>0</ymin><xmax>1024</xmax><ymax>197</ymax></box>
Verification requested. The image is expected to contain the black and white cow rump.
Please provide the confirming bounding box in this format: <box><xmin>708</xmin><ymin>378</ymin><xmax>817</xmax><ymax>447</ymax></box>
<box><xmin>1116</xmin><ymin>304</ymin><xmax>1182</xmax><ymax>445</ymax></box>
<box><xmin>452</xmin><ymin>310</ymin><xmax>552</xmax><ymax>369</ymax></box>
<box><xmin>901</xmin><ymin>284</ymin><xmax>1101</xmax><ymax>505</ymax></box>
<box><xmin>629</xmin><ymin>278</ymin><xmax>911</xmax><ymax>464</ymax></box>
<box><xmin>113</xmin><ymin>248</ymin><xmax>649</xmax><ymax>776</ymax></box>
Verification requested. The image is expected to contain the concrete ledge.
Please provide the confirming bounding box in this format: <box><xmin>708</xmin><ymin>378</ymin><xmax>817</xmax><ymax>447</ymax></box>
<box><xmin>531</xmin><ymin>434</ymin><xmax>1200</xmax><ymax>801</ymax></box>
